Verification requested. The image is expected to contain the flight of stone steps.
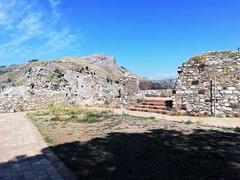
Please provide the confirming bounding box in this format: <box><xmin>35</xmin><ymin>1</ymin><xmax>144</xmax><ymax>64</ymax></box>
<box><xmin>128</xmin><ymin>98</ymin><xmax>173</xmax><ymax>114</ymax></box>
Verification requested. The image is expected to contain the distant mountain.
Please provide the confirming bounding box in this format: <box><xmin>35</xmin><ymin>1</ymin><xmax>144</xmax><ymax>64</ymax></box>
<box><xmin>0</xmin><ymin>64</ymin><xmax>20</xmax><ymax>75</ymax></box>
<box><xmin>139</xmin><ymin>79</ymin><xmax>177</xmax><ymax>90</ymax></box>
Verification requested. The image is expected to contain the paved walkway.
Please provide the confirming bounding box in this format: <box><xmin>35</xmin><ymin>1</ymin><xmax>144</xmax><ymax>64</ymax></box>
<box><xmin>0</xmin><ymin>112</ymin><xmax>76</xmax><ymax>180</ymax></box>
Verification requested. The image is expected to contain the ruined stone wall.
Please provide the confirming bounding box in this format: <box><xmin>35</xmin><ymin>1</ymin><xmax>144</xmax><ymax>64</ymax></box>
<box><xmin>0</xmin><ymin>89</ymin><xmax>72</xmax><ymax>112</ymax></box>
<box><xmin>174</xmin><ymin>51</ymin><xmax>240</xmax><ymax>117</ymax></box>
<box><xmin>0</xmin><ymin>74</ymin><xmax>140</xmax><ymax>112</ymax></box>
<box><xmin>139</xmin><ymin>89</ymin><xmax>173</xmax><ymax>98</ymax></box>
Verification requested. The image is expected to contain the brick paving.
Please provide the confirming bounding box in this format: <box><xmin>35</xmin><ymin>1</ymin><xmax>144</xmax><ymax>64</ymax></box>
<box><xmin>0</xmin><ymin>112</ymin><xmax>76</xmax><ymax>180</ymax></box>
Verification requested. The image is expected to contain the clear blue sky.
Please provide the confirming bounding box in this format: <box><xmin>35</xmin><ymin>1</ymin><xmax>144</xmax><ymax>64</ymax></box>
<box><xmin>0</xmin><ymin>0</ymin><xmax>239</xmax><ymax>79</ymax></box>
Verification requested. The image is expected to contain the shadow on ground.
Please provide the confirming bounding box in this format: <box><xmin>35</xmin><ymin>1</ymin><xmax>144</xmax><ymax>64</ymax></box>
<box><xmin>51</xmin><ymin>128</ymin><xmax>240</xmax><ymax>180</ymax></box>
<box><xmin>1</xmin><ymin>128</ymin><xmax>240</xmax><ymax>180</ymax></box>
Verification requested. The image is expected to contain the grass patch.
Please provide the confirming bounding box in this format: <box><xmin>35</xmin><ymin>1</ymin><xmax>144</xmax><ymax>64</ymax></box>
<box><xmin>27</xmin><ymin>112</ymin><xmax>54</xmax><ymax>145</ymax></box>
<box><xmin>27</xmin><ymin>105</ymin><xmax>114</xmax><ymax>124</ymax></box>
<box><xmin>117</xmin><ymin>112</ymin><xmax>155</xmax><ymax>121</ymax></box>
<box><xmin>27</xmin><ymin>105</ymin><xmax>156</xmax><ymax>125</ymax></box>
<box><xmin>184</xmin><ymin>120</ymin><xmax>193</xmax><ymax>125</ymax></box>
<box><xmin>42</xmin><ymin>133</ymin><xmax>54</xmax><ymax>145</ymax></box>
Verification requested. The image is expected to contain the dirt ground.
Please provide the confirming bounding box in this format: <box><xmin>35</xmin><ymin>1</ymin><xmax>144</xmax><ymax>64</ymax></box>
<box><xmin>32</xmin><ymin>113</ymin><xmax>240</xmax><ymax>180</ymax></box>
<box><xmin>114</xmin><ymin>108</ymin><xmax>240</xmax><ymax>128</ymax></box>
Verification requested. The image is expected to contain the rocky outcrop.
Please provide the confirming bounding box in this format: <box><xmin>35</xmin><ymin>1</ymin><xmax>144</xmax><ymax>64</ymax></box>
<box><xmin>0</xmin><ymin>54</ymin><xmax>140</xmax><ymax>112</ymax></box>
<box><xmin>174</xmin><ymin>51</ymin><xmax>240</xmax><ymax>117</ymax></box>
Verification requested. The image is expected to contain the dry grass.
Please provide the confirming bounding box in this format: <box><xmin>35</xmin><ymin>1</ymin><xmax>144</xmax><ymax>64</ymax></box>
<box><xmin>191</xmin><ymin>55</ymin><xmax>206</xmax><ymax>64</ymax></box>
<box><xmin>27</xmin><ymin>104</ymin><xmax>155</xmax><ymax>124</ymax></box>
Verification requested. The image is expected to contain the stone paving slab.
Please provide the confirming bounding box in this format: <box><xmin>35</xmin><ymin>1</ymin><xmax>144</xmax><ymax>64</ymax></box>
<box><xmin>0</xmin><ymin>112</ymin><xmax>76</xmax><ymax>180</ymax></box>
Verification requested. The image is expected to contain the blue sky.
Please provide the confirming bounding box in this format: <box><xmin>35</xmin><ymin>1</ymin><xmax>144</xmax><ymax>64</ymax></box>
<box><xmin>0</xmin><ymin>0</ymin><xmax>239</xmax><ymax>79</ymax></box>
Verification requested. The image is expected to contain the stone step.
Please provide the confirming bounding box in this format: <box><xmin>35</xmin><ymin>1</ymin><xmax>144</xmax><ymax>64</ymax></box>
<box><xmin>143</xmin><ymin>99</ymin><xmax>169</xmax><ymax>103</ymax></box>
<box><xmin>128</xmin><ymin>107</ymin><xmax>168</xmax><ymax>114</ymax></box>
<box><xmin>134</xmin><ymin>104</ymin><xmax>167</xmax><ymax>110</ymax></box>
<box><xmin>143</xmin><ymin>99</ymin><xmax>173</xmax><ymax>107</ymax></box>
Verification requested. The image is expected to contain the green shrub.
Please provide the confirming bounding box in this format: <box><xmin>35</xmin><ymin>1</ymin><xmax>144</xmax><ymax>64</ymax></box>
<box><xmin>48</xmin><ymin>104</ymin><xmax>85</xmax><ymax>117</ymax></box>
<box><xmin>54</xmin><ymin>68</ymin><xmax>65</xmax><ymax>78</ymax></box>
<box><xmin>51</xmin><ymin>68</ymin><xmax>65</xmax><ymax>83</ymax></box>
<box><xmin>81</xmin><ymin>110</ymin><xmax>113</xmax><ymax>123</ymax></box>
<box><xmin>83</xmin><ymin>112</ymin><xmax>99</xmax><ymax>123</ymax></box>
<box><xmin>70</xmin><ymin>115</ymin><xmax>81</xmax><ymax>122</ymax></box>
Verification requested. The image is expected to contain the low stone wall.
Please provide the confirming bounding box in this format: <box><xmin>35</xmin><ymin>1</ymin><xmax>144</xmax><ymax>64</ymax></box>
<box><xmin>0</xmin><ymin>90</ymin><xmax>72</xmax><ymax>112</ymax></box>
<box><xmin>139</xmin><ymin>89</ymin><xmax>173</xmax><ymax>98</ymax></box>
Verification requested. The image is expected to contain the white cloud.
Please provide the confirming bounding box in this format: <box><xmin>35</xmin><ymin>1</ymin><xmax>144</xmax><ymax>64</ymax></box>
<box><xmin>0</xmin><ymin>0</ymin><xmax>81</xmax><ymax>63</ymax></box>
<box><xmin>48</xmin><ymin>0</ymin><xmax>61</xmax><ymax>17</ymax></box>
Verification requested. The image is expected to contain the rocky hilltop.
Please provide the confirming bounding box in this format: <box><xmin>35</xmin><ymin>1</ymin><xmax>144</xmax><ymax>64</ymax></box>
<box><xmin>0</xmin><ymin>54</ymin><xmax>140</xmax><ymax>112</ymax></box>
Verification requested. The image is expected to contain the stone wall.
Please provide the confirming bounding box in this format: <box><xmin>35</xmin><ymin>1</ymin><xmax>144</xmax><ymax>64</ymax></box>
<box><xmin>139</xmin><ymin>89</ymin><xmax>173</xmax><ymax>98</ymax></box>
<box><xmin>0</xmin><ymin>76</ymin><xmax>139</xmax><ymax>113</ymax></box>
<box><xmin>0</xmin><ymin>88</ymin><xmax>71</xmax><ymax>112</ymax></box>
<box><xmin>174</xmin><ymin>51</ymin><xmax>240</xmax><ymax>117</ymax></box>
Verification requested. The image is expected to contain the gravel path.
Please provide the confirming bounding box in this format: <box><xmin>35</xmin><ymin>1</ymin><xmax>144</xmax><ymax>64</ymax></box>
<box><xmin>112</xmin><ymin>108</ymin><xmax>240</xmax><ymax>128</ymax></box>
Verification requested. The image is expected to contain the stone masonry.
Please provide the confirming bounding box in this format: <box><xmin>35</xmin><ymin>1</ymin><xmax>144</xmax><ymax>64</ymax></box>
<box><xmin>174</xmin><ymin>51</ymin><xmax>240</xmax><ymax>117</ymax></box>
